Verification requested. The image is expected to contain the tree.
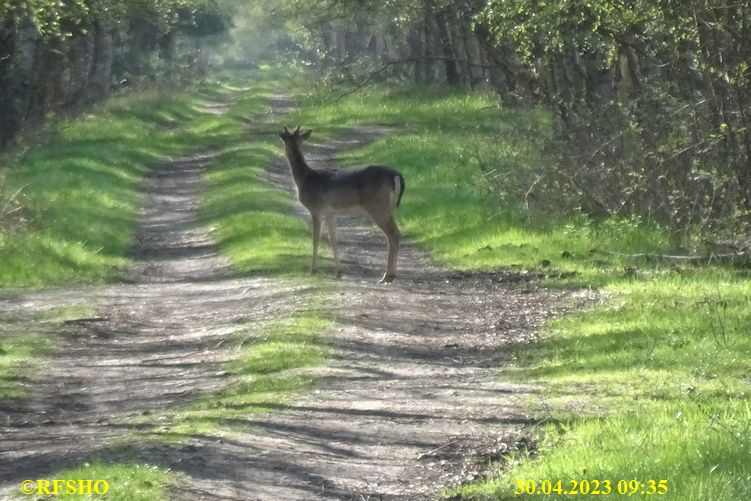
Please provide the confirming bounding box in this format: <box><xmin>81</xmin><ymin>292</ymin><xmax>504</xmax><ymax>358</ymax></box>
<box><xmin>0</xmin><ymin>0</ymin><xmax>232</xmax><ymax>146</ymax></box>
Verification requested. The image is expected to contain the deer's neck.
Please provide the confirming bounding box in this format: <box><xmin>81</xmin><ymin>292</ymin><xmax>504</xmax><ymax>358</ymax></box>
<box><xmin>284</xmin><ymin>144</ymin><xmax>312</xmax><ymax>187</ymax></box>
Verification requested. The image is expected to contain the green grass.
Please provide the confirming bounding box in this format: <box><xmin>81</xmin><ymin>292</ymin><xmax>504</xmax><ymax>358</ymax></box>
<box><xmin>126</xmin><ymin>308</ymin><xmax>330</xmax><ymax>441</ymax></box>
<box><xmin>3</xmin><ymin>65</ymin><xmax>747</xmax><ymax>499</ymax></box>
<box><xmin>0</xmin><ymin>66</ymin><xmax>339</xmax><ymax>286</ymax></box>
<box><xmin>0</xmin><ymin>79</ymin><xmax>265</xmax><ymax>407</ymax></box>
<box><xmin>0</xmin><ymin>82</ymin><xmax>249</xmax><ymax>289</ymax></box>
<box><xmin>1</xmin><ymin>71</ymin><xmax>335</xmax><ymax>490</ymax></box>
<box><xmin>197</xmin><ymin>71</ymin><xmax>336</xmax><ymax>276</ymax></box>
<box><xmin>200</xmin><ymin>123</ymin><xmax>313</xmax><ymax>275</ymax></box>
<box><xmin>288</xmin><ymin>85</ymin><xmax>671</xmax><ymax>285</ymax></box>
<box><xmin>32</xmin><ymin>462</ymin><xmax>178</xmax><ymax>500</ymax></box>
<box><xmin>448</xmin><ymin>271</ymin><xmax>751</xmax><ymax>500</ymax></box>
<box><xmin>284</xmin><ymin>78</ymin><xmax>751</xmax><ymax>500</ymax></box>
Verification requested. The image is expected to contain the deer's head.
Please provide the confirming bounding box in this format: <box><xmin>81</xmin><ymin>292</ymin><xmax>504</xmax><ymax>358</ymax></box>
<box><xmin>279</xmin><ymin>125</ymin><xmax>312</xmax><ymax>147</ymax></box>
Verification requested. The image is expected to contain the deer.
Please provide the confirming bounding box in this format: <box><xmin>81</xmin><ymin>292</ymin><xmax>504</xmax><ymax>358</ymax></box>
<box><xmin>278</xmin><ymin>125</ymin><xmax>405</xmax><ymax>283</ymax></box>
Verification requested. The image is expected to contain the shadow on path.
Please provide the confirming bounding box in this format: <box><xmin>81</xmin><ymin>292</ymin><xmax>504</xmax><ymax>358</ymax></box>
<box><xmin>0</xmin><ymin>95</ymin><xmax>595</xmax><ymax>500</ymax></box>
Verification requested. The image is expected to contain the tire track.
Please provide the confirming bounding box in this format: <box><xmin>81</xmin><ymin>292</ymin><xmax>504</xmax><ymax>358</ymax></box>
<box><xmin>0</xmin><ymin>95</ymin><xmax>592</xmax><ymax>500</ymax></box>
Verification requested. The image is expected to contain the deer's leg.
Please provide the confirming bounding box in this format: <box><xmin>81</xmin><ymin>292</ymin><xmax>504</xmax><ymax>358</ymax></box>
<box><xmin>373</xmin><ymin>214</ymin><xmax>400</xmax><ymax>284</ymax></box>
<box><xmin>324</xmin><ymin>214</ymin><xmax>341</xmax><ymax>278</ymax></box>
<box><xmin>311</xmin><ymin>213</ymin><xmax>322</xmax><ymax>274</ymax></box>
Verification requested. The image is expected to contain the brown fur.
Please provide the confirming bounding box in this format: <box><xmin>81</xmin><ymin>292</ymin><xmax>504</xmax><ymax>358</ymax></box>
<box><xmin>279</xmin><ymin>126</ymin><xmax>405</xmax><ymax>283</ymax></box>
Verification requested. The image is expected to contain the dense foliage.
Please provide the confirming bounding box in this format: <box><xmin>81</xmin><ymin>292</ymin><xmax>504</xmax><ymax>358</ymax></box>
<box><xmin>479</xmin><ymin>0</ymin><xmax>751</xmax><ymax>240</ymax></box>
<box><xmin>0</xmin><ymin>0</ymin><xmax>231</xmax><ymax>145</ymax></box>
<box><xmin>3</xmin><ymin>1</ymin><xmax>749</xmax><ymax>240</ymax></box>
<box><xmin>243</xmin><ymin>0</ymin><xmax>751</xmax><ymax>242</ymax></box>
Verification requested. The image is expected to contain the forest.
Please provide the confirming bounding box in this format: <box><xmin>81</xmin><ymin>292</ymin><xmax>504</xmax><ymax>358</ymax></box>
<box><xmin>0</xmin><ymin>1</ymin><xmax>749</xmax><ymax>500</ymax></box>
<box><xmin>3</xmin><ymin>0</ymin><xmax>751</xmax><ymax>240</ymax></box>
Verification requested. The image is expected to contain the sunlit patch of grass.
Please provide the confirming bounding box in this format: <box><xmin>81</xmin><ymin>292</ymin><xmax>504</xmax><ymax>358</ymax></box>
<box><xmin>184</xmin><ymin>78</ymin><xmax>318</xmax><ymax>275</ymax></box>
<box><xmin>520</xmin><ymin>273</ymin><xmax>751</xmax><ymax>401</ymax></box>
<box><xmin>284</xmin><ymin>77</ymin><xmax>750</xmax><ymax>501</ymax></box>
<box><xmin>127</xmin><ymin>309</ymin><xmax>331</xmax><ymax>441</ymax></box>
<box><xmin>201</xmin><ymin>141</ymin><xmax>315</xmax><ymax>276</ymax></box>
<box><xmin>43</xmin><ymin>462</ymin><xmax>179</xmax><ymax>500</ymax></box>
<box><xmin>288</xmin><ymin>85</ymin><xmax>673</xmax><ymax>287</ymax></box>
<box><xmin>0</xmin><ymin>85</ymin><xmax>229</xmax><ymax>289</ymax></box>
<box><xmin>197</xmin><ymin>72</ymin><xmax>335</xmax><ymax>277</ymax></box>
<box><xmin>447</xmin><ymin>272</ymin><xmax>751</xmax><ymax>500</ymax></box>
<box><xmin>450</xmin><ymin>401</ymin><xmax>750</xmax><ymax>500</ymax></box>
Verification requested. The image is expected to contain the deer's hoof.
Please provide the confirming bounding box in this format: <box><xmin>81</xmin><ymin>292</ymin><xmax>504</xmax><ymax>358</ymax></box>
<box><xmin>335</xmin><ymin>270</ymin><xmax>343</xmax><ymax>279</ymax></box>
<box><xmin>310</xmin><ymin>268</ymin><xmax>318</xmax><ymax>275</ymax></box>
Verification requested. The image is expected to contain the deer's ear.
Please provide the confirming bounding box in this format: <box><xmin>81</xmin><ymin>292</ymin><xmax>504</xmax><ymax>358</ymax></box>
<box><xmin>300</xmin><ymin>130</ymin><xmax>312</xmax><ymax>141</ymax></box>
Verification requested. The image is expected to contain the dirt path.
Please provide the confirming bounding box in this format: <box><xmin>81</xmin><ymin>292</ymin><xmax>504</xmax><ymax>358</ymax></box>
<box><xmin>0</xmin><ymin>97</ymin><xmax>588</xmax><ymax>500</ymax></box>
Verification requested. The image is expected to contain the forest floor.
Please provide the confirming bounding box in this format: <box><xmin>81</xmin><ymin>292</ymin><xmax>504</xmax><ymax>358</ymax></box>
<box><xmin>0</xmin><ymin>97</ymin><xmax>591</xmax><ymax>500</ymax></box>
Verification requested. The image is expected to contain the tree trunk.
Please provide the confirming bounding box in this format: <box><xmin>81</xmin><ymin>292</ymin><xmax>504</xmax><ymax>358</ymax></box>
<box><xmin>11</xmin><ymin>15</ymin><xmax>38</xmax><ymax>133</ymax></box>
<box><xmin>435</xmin><ymin>9</ymin><xmax>460</xmax><ymax>86</ymax></box>
<box><xmin>0</xmin><ymin>14</ymin><xmax>18</xmax><ymax>145</ymax></box>
<box><xmin>74</xmin><ymin>30</ymin><xmax>96</xmax><ymax>102</ymax></box>
<box><xmin>422</xmin><ymin>0</ymin><xmax>435</xmax><ymax>82</ymax></box>
<box><xmin>89</xmin><ymin>20</ymin><xmax>114</xmax><ymax>102</ymax></box>
<box><xmin>460</xmin><ymin>16</ymin><xmax>475</xmax><ymax>88</ymax></box>
<box><xmin>473</xmin><ymin>21</ymin><xmax>522</xmax><ymax>104</ymax></box>
<box><xmin>693</xmin><ymin>1</ymin><xmax>751</xmax><ymax>209</ymax></box>
<box><xmin>407</xmin><ymin>29</ymin><xmax>424</xmax><ymax>83</ymax></box>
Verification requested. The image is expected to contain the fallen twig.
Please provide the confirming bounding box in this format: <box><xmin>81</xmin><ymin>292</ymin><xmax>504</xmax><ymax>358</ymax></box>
<box><xmin>417</xmin><ymin>439</ymin><xmax>462</xmax><ymax>459</ymax></box>
<box><xmin>603</xmin><ymin>250</ymin><xmax>747</xmax><ymax>263</ymax></box>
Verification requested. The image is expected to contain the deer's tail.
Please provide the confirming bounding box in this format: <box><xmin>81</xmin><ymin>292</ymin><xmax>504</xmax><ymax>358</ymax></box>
<box><xmin>394</xmin><ymin>172</ymin><xmax>405</xmax><ymax>208</ymax></box>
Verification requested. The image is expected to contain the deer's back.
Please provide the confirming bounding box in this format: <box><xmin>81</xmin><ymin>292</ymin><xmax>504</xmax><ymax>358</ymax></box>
<box><xmin>299</xmin><ymin>165</ymin><xmax>401</xmax><ymax>213</ymax></box>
